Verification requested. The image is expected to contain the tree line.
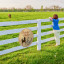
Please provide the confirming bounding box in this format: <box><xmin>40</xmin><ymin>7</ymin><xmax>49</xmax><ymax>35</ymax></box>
<box><xmin>0</xmin><ymin>5</ymin><xmax>64</xmax><ymax>12</ymax></box>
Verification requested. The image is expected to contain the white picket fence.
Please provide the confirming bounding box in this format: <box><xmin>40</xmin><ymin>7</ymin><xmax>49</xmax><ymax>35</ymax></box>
<box><xmin>0</xmin><ymin>18</ymin><xmax>64</xmax><ymax>55</ymax></box>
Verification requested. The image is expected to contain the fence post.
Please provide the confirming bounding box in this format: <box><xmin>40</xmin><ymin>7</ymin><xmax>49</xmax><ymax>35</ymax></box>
<box><xmin>37</xmin><ymin>19</ymin><xmax>41</xmax><ymax>50</ymax></box>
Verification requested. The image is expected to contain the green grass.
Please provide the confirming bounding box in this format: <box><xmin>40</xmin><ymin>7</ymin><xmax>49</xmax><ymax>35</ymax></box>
<box><xmin>0</xmin><ymin>12</ymin><xmax>64</xmax><ymax>22</ymax></box>
<box><xmin>0</xmin><ymin>12</ymin><xmax>64</xmax><ymax>64</ymax></box>
<box><xmin>0</xmin><ymin>38</ymin><xmax>64</xmax><ymax>64</ymax></box>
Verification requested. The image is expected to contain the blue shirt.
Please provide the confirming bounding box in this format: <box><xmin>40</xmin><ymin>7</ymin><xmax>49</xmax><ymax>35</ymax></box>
<box><xmin>52</xmin><ymin>19</ymin><xmax>60</xmax><ymax>30</ymax></box>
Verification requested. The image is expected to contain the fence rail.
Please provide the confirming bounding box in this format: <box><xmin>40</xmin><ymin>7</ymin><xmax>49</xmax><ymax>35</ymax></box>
<box><xmin>0</xmin><ymin>28</ymin><xmax>64</xmax><ymax>46</ymax></box>
<box><xmin>0</xmin><ymin>18</ymin><xmax>64</xmax><ymax>55</ymax></box>
<box><xmin>0</xmin><ymin>23</ymin><xmax>64</xmax><ymax>36</ymax></box>
<box><xmin>0</xmin><ymin>18</ymin><xmax>63</xmax><ymax>26</ymax></box>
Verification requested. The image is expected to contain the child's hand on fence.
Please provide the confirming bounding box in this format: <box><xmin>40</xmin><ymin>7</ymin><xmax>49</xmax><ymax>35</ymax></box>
<box><xmin>49</xmin><ymin>17</ymin><xmax>51</xmax><ymax>19</ymax></box>
<box><xmin>49</xmin><ymin>17</ymin><xmax>53</xmax><ymax>21</ymax></box>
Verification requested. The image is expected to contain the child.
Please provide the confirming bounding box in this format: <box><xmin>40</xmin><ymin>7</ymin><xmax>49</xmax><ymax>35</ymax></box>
<box><xmin>49</xmin><ymin>14</ymin><xmax>60</xmax><ymax>46</ymax></box>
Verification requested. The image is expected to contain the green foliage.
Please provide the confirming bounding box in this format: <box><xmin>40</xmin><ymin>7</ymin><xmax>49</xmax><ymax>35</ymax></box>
<box><xmin>40</xmin><ymin>5</ymin><xmax>43</xmax><ymax>12</ymax></box>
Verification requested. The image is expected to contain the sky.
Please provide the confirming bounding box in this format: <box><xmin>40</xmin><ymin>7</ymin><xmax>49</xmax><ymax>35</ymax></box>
<box><xmin>0</xmin><ymin>0</ymin><xmax>64</xmax><ymax>9</ymax></box>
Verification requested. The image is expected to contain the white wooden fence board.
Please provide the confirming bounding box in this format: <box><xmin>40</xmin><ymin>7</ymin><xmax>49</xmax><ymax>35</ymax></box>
<box><xmin>59</xmin><ymin>18</ymin><xmax>64</xmax><ymax>21</ymax></box>
<box><xmin>41</xmin><ymin>23</ymin><xmax>64</xmax><ymax>29</ymax></box>
<box><xmin>41</xmin><ymin>28</ymin><xmax>64</xmax><ymax>36</ymax></box>
<box><xmin>41</xmin><ymin>19</ymin><xmax>50</xmax><ymax>22</ymax></box>
<box><xmin>41</xmin><ymin>25</ymin><xmax>52</xmax><ymax>29</ymax></box>
<box><xmin>0</xmin><ymin>37</ymin><xmax>18</xmax><ymax>45</ymax></box>
<box><xmin>0</xmin><ymin>34</ymin><xmax>37</xmax><ymax>45</ymax></box>
<box><xmin>0</xmin><ymin>41</ymin><xmax>37</xmax><ymax>55</ymax></box>
<box><xmin>59</xmin><ymin>23</ymin><xmax>64</xmax><ymax>26</ymax></box>
<box><xmin>41</xmin><ymin>37</ymin><xmax>55</xmax><ymax>43</ymax></box>
<box><xmin>0</xmin><ymin>23</ymin><xmax>64</xmax><ymax>36</ymax></box>
<box><xmin>0</xmin><ymin>34</ymin><xmax>64</xmax><ymax>55</ymax></box>
<box><xmin>60</xmin><ymin>28</ymin><xmax>64</xmax><ymax>31</ymax></box>
<box><xmin>0</xmin><ymin>20</ymin><xmax>37</xmax><ymax>26</ymax></box>
<box><xmin>60</xmin><ymin>34</ymin><xmax>64</xmax><ymax>38</ymax></box>
<box><xmin>41</xmin><ymin>18</ymin><xmax>64</xmax><ymax>22</ymax></box>
<box><xmin>0</xmin><ymin>27</ymin><xmax>37</xmax><ymax>36</ymax></box>
<box><xmin>41</xmin><ymin>31</ymin><xmax>53</xmax><ymax>36</ymax></box>
<box><xmin>0</xmin><ymin>18</ymin><xmax>63</xmax><ymax>27</ymax></box>
<box><xmin>41</xmin><ymin>34</ymin><xmax>64</xmax><ymax>43</ymax></box>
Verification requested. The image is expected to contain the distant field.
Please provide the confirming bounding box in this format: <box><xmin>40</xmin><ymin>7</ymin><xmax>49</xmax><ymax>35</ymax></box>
<box><xmin>0</xmin><ymin>12</ymin><xmax>64</xmax><ymax>22</ymax></box>
<box><xmin>0</xmin><ymin>12</ymin><xmax>64</xmax><ymax>64</ymax></box>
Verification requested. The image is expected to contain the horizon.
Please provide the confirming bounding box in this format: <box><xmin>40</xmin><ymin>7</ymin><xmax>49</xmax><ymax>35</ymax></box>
<box><xmin>0</xmin><ymin>0</ymin><xmax>64</xmax><ymax>9</ymax></box>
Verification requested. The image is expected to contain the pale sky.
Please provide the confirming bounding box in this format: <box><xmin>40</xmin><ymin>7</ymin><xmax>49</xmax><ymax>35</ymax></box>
<box><xmin>0</xmin><ymin>0</ymin><xmax>64</xmax><ymax>9</ymax></box>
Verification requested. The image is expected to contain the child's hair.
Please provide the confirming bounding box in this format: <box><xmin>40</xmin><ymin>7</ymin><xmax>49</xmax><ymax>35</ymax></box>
<box><xmin>53</xmin><ymin>14</ymin><xmax>58</xmax><ymax>19</ymax></box>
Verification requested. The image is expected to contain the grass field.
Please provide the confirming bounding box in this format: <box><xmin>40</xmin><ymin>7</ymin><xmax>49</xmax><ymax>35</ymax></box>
<box><xmin>0</xmin><ymin>12</ymin><xmax>64</xmax><ymax>64</ymax></box>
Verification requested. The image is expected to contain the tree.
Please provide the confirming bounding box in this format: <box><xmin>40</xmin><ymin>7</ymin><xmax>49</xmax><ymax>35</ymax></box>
<box><xmin>61</xmin><ymin>8</ymin><xmax>64</xmax><ymax>11</ymax></box>
<box><xmin>25</xmin><ymin>5</ymin><xmax>33</xmax><ymax>10</ymax></box>
<box><xmin>40</xmin><ymin>5</ymin><xmax>43</xmax><ymax>12</ymax></box>
<box><xmin>23</xmin><ymin>8</ymin><xmax>27</xmax><ymax>12</ymax></box>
